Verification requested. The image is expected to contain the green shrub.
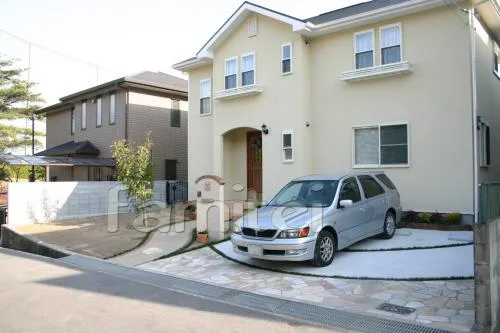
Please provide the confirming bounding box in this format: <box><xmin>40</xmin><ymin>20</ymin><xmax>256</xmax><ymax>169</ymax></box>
<box><xmin>402</xmin><ymin>210</ymin><xmax>418</xmax><ymax>222</ymax></box>
<box><xmin>446</xmin><ymin>212</ymin><xmax>461</xmax><ymax>224</ymax></box>
<box><xmin>430</xmin><ymin>212</ymin><xmax>443</xmax><ymax>224</ymax></box>
<box><xmin>419</xmin><ymin>212</ymin><xmax>431</xmax><ymax>223</ymax></box>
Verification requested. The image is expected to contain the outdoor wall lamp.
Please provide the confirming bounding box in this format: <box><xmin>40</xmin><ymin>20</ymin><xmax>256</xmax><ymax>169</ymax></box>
<box><xmin>261</xmin><ymin>124</ymin><xmax>269</xmax><ymax>135</ymax></box>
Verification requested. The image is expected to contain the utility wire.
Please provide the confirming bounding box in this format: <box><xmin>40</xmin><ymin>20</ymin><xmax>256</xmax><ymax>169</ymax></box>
<box><xmin>0</xmin><ymin>27</ymin><xmax>124</xmax><ymax>80</ymax></box>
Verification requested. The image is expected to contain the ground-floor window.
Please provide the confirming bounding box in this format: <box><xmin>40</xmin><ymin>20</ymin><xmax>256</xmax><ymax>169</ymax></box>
<box><xmin>282</xmin><ymin>130</ymin><xmax>294</xmax><ymax>162</ymax></box>
<box><xmin>479</xmin><ymin>122</ymin><xmax>491</xmax><ymax>167</ymax></box>
<box><xmin>354</xmin><ymin>123</ymin><xmax>408</xmax><ymax>167</ymax></box>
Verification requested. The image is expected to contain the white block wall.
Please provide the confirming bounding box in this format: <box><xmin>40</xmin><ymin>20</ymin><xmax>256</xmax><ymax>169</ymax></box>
<box><xmin>8</xmin><ymin>181</ymin><xmax>168</xmax><ymax>226</ymax></box>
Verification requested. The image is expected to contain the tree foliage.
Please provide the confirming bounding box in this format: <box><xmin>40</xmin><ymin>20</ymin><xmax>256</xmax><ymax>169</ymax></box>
<box><xmin>0</xmin><ymin>56</ymin><xmax>45</xmax><ymax>153</ymax></box>
<box><xmin>0</xmin><ymin>163</ymin><xmax>11</xmax><ymax>182</ymax></box>
<box><xmin>111</xmin><ymin>133</ymin><xmax>153</xmax><ymax>217</ymax></box>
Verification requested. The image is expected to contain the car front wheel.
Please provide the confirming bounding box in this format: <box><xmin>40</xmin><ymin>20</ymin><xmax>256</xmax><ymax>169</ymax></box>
<box><xmin>381</xmin><ymin>211</ymin><xmax>396</xmax><ymax>239</ymax></box>
<box><xmin>311</xmin><ymin>230</ymin><xmax>336</xmax><ymax>267</ymax></box>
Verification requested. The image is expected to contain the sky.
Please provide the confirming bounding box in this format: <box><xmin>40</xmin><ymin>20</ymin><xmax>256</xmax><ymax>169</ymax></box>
<box><xmin>0</xmin><ymin>0</ymin><xmax>366</xmax><ymax>106</ymax></box>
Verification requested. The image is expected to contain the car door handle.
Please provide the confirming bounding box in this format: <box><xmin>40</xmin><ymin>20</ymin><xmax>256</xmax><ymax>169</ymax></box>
<box><xmin>359</xmin><ymin>207</ymin><xmax>367</xmax><ymax>212</ymax></box>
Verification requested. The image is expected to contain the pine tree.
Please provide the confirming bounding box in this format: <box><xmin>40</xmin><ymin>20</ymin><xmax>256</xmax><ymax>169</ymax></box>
<box><xmin>0</xmin><ymin>56</ymin><xmax>44</xmax><ymax>153</ymax></box>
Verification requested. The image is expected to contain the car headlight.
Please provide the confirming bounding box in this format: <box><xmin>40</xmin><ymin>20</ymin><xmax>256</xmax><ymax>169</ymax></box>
<box><xmin>279</xmin><ymin>227</ymin><xmax>310</xmax><ymax>239</ymax></box>
<box><xmin>232</xmin><ymin>223</ymin><xmax>242</xmax><ymax>234</ymax></box>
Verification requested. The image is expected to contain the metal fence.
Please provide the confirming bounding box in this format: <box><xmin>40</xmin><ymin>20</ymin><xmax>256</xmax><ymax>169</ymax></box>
<box><xmin>166</xmin><ymin>180</ymin><xmax>188</xmax><ymax>204</ymax></box>
<box><xmin>478</xmin><ymin>182</ymin><xmax>500</xmax><ymax>223</ymax></box>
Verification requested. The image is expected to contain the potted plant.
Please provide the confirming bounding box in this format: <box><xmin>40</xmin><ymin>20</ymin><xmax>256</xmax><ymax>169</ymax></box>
<box><xmin>196</xmin><ymin>230</ymin><xmax>209</xmax><ymax>244</ymax></box>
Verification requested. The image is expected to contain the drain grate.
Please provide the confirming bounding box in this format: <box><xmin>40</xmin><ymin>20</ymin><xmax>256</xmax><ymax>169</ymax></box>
<box><xmin>59</xmin><ymin>254</ymin><xmax>456</xmax><ymax>333</ymax></box>
<box><xmin>377</xmin><ymin>303</ymin><xmax>416</xmax><ymax>315</ymax></box>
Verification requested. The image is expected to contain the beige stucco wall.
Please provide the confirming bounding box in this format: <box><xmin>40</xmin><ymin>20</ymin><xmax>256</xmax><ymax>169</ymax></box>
<box><xmin>187</xmin><ymin>64</ymin><xmax>215</xmax><ymax>199</ymax></box>
<box><xmin>185</xmin><ymin>6</ymin><xmax>480</xmax><ymax>214</ymax></box>
<box><xmin>222</xmin><ymin>128</ymin><xmax>248</xmax><ymax>201</ymax></box>
<box><xmin>188</xmin><ymin>14</ymin><xmax>312</xmax><ymax>201</ymax></box>
<box><xmin>310</xmin><ymin>6</ymin><xmax>474</xmax><ymax>214</ymax></box>
<box><xmin>474</xmin><ymin>17</ymin><xmax>500</xmax><ymax>184</ymax></box>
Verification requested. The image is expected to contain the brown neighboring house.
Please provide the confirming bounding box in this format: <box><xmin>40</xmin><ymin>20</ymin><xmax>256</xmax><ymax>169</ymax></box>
<box><xmin>35</xmin><ymin>71</ymin><xmax>188</xmax><ymax>181</ymax></box>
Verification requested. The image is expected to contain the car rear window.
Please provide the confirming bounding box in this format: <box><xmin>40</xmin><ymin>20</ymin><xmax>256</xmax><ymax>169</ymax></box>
<box><xmin>375</xmin><ymin>174</ymin><xmax>397</xmax><ymax>190</ymax></box>
<box><xmin>358</xmin><ymin>175</ymin><xmax>385</xmax><ymax>198</ymax></box>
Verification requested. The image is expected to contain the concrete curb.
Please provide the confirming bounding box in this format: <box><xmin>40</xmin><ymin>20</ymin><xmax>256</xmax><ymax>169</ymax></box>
<box><xmin>0</xmin><ymin>225</ymin><xmax>71</xmax><ymax>259</ymax></box>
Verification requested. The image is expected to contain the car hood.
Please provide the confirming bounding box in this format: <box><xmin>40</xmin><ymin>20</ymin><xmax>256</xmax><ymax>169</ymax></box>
<box><xmin>238</xmin><ymin>205</ymin><xmax>325</xmax><ymax>230</ymax></box>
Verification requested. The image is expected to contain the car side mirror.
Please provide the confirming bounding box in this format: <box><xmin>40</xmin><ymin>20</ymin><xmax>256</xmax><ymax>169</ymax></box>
<box><xmin>339</xmin><ymin>199</ymin><xmax>354</xmax><ymax>208</ymax></box>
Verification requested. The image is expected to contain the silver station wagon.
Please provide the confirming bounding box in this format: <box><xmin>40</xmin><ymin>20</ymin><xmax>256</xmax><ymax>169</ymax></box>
<box><xmin>231</xmin><ymin>172</ymin><xmax>401</xmax><ymax>267</ymax></box>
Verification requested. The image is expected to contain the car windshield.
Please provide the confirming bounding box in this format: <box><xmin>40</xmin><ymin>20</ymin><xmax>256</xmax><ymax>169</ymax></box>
<box><xmin>267</xmin><ymin>180</ymin><xmax>338</xmax><ymax>207</ymax></box>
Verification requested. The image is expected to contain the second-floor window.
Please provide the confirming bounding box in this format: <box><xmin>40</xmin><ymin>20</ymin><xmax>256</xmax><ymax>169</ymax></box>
<box><xmin>225</xmin><ymin>58</ymin><xmax>237</xmax><ymax>89</ymax></box>
<box><xmin>70</xmin><ymin>108</ymin><xmax>75</xmax><ymax>135</ymax></box>
<box><xmin>200</xmin><ymin>79</ymin><xmax>211</xmax><ymax>115</ymax></box>
<box><xmin>380</xmin><ymin>24</ymin><xmax>402</xmax><ymax>65</ymax></box>
<box><xmin>81</xmin><ymin>101</ymin><xmax>87</xmax><ymax>130</ymax></box>
<box><xmin>171</xmin><ymin>100</ymin><xmax>180</xmax><ymax>127</ymax></box>
<box><xmin>282</xmin><ymin>43</ymin><xmax>292</xmax><ymax>74</ymax></box>
<box><xmin>96</xmin><ymin>97</ymin><xmax>102</xmax><ymax>127</ymax></box>
<box><xmin>241</xmin><ymin>54</ymin><xmax>255</xmax><ymax>86</ymax></box>
<box><xmin>109</xmin><ymin>93</ymin><xmax>116</xmax><ymax>125</ymax></box>
<box><xmin>355</xmin><ymin>30</ymin><xmax>374</xmax><ymax>69</ymax></box>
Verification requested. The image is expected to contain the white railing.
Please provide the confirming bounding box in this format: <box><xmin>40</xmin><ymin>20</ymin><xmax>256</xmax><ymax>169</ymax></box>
<box><xmin>341</xmin><ymin>61</ymin><xmax>413</xmax><ymax>82</ymax></box>
<box><xmin>213</xmin><ymin>84</ymin><xmax>263</xmax><ymax>100</ymax></box>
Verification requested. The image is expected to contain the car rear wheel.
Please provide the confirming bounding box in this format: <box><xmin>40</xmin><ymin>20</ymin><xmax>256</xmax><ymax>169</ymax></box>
<box><xmin>381</xmin><ymin>211</ymin><xmax>396</xmax><ymax>239</ymax></box>
<box><xmin>311</xmin><ymin>230</ymin><xmax>336</xmax><ymax>267</ymax></box>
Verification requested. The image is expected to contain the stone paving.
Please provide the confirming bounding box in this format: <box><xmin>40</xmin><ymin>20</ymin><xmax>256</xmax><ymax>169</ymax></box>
<box><xmin>140</xmin><ymin>247</ymin><xmax>475</xmax><ymax>333</ymax></box>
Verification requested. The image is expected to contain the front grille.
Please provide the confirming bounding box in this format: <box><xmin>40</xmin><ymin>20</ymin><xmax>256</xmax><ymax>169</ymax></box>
<box><xmin>263</xmin><ymin>249</ymin><xmax>285</xmax><ymax>255</ymax></box>
<box><xmin>242</xmin><ymin>227</ymin><xmax>277</xmax><ymax>238</ymax></box>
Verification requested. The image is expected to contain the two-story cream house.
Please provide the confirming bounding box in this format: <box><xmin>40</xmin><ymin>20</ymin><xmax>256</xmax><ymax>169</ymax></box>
<box><xmin>174</xmin><ymin>0</ymin><xmax>500</xmax><ymax>222</ymax></box>
<box><xmin>36</xmin><ymin>71</ymin><xmax>188</xmax><ymax>182</ymax></box>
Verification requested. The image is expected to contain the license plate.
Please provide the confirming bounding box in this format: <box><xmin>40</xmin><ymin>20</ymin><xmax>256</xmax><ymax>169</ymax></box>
<box><xmin>248</xmin><ymin>245</ymin><xmax>263</xmax><ymax>256</ymax></box>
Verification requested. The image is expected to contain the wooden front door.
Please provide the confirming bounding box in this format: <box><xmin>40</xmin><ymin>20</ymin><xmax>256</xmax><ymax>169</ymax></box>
<box><xmin>247</xmin><ymin>131</ymin><xmax>262</xmax><ymax>200</ymax></box>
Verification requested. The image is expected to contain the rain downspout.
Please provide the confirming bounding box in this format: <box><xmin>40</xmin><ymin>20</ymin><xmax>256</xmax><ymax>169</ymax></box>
<box><xmin>125</xmin><ymin>89</ymin><xmax>129</xmax><ymax>141</ymax></box>
<box><xmin>469</xmin><ymin>8</ymin><xmax>479</xmax><ymax>223</ymax></box>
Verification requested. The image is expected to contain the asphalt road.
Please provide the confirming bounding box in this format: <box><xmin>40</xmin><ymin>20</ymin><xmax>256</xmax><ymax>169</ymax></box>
<box><xmin>0</xmin><ymin>248</ymin><xmax>354</xmax><ymax>333</ymax></box>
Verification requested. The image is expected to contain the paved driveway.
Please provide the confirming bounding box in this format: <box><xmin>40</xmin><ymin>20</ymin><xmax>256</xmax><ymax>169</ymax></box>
<box><xmin>140</xmin><ymin>246</ymin><xmax>475</xmax><ymax>333</ymax></box>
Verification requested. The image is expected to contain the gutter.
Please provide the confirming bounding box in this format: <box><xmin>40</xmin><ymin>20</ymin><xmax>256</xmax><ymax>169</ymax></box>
<box><xmin>469</xmin><ymin>8</ymin><xmax>479</xmax><ymax>223</ymax></box>
<box><xmin>309</xmin><ymin>0</ymin><xmax>445</xmax><ymax>35</ymax></box>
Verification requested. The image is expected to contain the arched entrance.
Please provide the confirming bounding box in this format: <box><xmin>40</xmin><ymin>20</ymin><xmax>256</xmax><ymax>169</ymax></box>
<box><xmin>222</xmin><ymin>127</ymin><xmax>262</xmax><ymax>201</ymax></box>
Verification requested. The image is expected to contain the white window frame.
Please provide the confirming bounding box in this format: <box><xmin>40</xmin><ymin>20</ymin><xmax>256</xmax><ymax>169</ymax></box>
<box><xmin>96</xmin><ymin>97</ymin><xmax>102</xmax><ymax>127</ymax></box>
<box><xmin>479</xmin><ymin>121</ymin><xmax>491</xmax><ymax>167</ymax></box>
<box><xmin>70</xmin><ymin>107</ymin><xmax>75</xmax><ymax>135</ymax></box>
<box><xmin>494</xmin><ymin>41</ymin><xmax>500</xmax><ymax>79</ymax></box>
<box><xmin>81</xmin><ymin>101</ymin><xmax>87</xmax><ymax>130</ymax></box>
<box><xmin>109</xmin><ymin>93</ymin><xmax>116</xmax><ymax>125</ymax></box>
<box><xmin>199</xmin><ymin>79</ymin><xmax>212</xmax><ymax>116</ymax></box>
<box><xmin>224</xmin><ymin>57</ymin><xmax>238</xmax><ymax>90</ymax></box>
<box><xmin>353</xmin><ymin>29</ymin><xmax>375</xmax><ymax>69</ymax></box>
<box><xmin>281</xmin><ymin>43</ymin><xmax>293</xmax><ymax>75</ymax></box>
<box><xmin>352</xmin><ymin>122</ymin><xmax>410</xmax><ymax>168</ymax></box>
<box><xmin>379</xmin><ymin>23</ymin><xmax>403</xmax><ymax>66</ymax></box>
<box><xmin>240</xmin><ymin>52</ymin><xmax>256</xmax><ymax>86</ymax></box>
<box><xmin>282</xmin><ymin>129</ymin><xmax>294</xmax><ymax>163</ymax></box>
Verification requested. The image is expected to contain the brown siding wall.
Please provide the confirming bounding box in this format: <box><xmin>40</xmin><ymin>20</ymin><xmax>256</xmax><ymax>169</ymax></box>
<box><xmin>73</xmin><ymin>90</ymin><xmax>127</xmax><ymax>158</ymax></box>
<box><xmin>44</xmin><ymin>88</ymin><xmax>187</xmax><ymax>181</ymax></box>
<box><xmin>128</xmin><ymin>104</ymin><xmax>188</xmax><ymax>180</ymax></box>
<box><xmin>46</xmin><ymin>109</ymin><xmax>73</xmax><ymax>148</ymax></box>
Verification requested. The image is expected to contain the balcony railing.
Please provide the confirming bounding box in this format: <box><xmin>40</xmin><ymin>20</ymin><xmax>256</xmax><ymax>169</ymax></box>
<box><xmin>213</xmin><ymin>84</ymin><xmax>263</xmax><ymax>101</ymax></box>
<box><xmin>341</xmin><ymin>61</ymin><xmax>413</xmax><ymax>82</ymax></box>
